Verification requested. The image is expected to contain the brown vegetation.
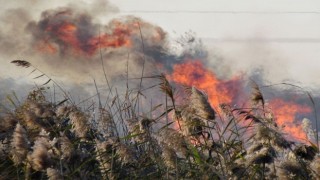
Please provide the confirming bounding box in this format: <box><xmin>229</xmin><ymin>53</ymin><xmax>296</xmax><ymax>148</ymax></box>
<box><xmin>0</xmin><ymin>60</ymin><xmax>319</xmax><ymax>179</ymax></box>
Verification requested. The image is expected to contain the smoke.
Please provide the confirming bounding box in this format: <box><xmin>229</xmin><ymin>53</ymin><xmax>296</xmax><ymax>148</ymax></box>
<box><xmin>0</xmin><ymin>0</ymin><xmax>183</xmax><ymax>114</ymax></box>
<box><xmin>1</xmin><ymin>2</ymin><xmax>167</xmax><ymax>85</ymax></box>
<box><xmin>26</xmin><ymin>8</ymin><xmax>166</xmax><ymax>56</ymax></box>
<box><xmin>204</xmin><ymin>41</ymin><xmax>320</xmax><ymax>89</ymax></box>
<box><xmin>0</xmin><ymin>1</ymin><xmax>211</xmax><ymax>86</ymax></box>
<box><xmin>0</xmin><ymin>0</ymin><xmax>319</xmax><ymax>141</ymax></box>
<box><xmin>0</xmin><ymin>1</ymin><xmax>119</xmax><ymax>104</ymax></box>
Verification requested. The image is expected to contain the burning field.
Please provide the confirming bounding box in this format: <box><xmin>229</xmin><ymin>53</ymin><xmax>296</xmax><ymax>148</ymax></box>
<box><xmin>0</xmin><ymin>2</ymin><xmax>320</xmax><ymax>180</ymax></box>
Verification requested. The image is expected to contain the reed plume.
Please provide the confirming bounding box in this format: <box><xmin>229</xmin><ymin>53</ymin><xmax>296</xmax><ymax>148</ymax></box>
<box><xmin>59</xmin><ymin>134</ymin><xmax>74</xmax><ymax>160</ymax></box>
<box><xmin>116</xmin><ymin>143</ymin><xmax>137</xmax><ymax>165</ymax></box>
<box><xmin>95</xmin><ymin>139</ymin><xmax>115</xmax><ymax>179</ymax></box>
<box><xmin>10</xmin><ymin>123</ymin><xmax>29</xmax><ymax>165</ymax></box>
<box><xmin>29</xmin><ymin>129</ymin><xmax>52</xmax><ymax>171</ymax></box>
<box><xmin>189</xmin><ymin>86</ymin><xmax>215</xmax><ymax>120</ymax></box>
<box><xmin>293</xmin><ymin>144</ymin><xmax>317</xmax><ymax>161</ymax></box>
<box><xmin>5</xmin><ymin>57</ymin><xmax>319</xmax><ymax>179</ymax></box>
<box><xmin>11</xmin><ymin>60</ymin><xmax>31</xmax><ymax>68</ymax></box>
<box><xmin>310</xmin><ymin>156</ymin><xmax>320</xmax><ymax>179</ymax></box>
<box><xmin>161</xmin><ymin>143</ymin><xmax>177</xmax><ymax>169</ymax></box>
<box><xmin>69</xmin><ymin>110</ymin><xmax>89</xmax><ymax>138</ymax></box>
<box><xmin>278</xmin><ymin>160</ymin><xmax>308</xmax><ymax>179</ymax></box>
<box><xmin>158</xmin><ymin>128</ymin><xmax>189</xmax><ymax>158</ymax></box>
<box><xmin>55</xmin><ymin>105</ymin><xmax>74</xmax><ymax>117</ymax></box>
<box><xmin>46</xmin><ymin>168</ymin><xmax>63</xmax><ymax>180</ymax></box>
<box><xmin>0</xmin><ymin>113</ymin><xmax>18</xmax><ymax>132</ymax></box>
<box><xmin>251</xmin><ymin>81</ymin><xmax>265</xmax><ymax>108</ymax></box>
<box><xmin>247</xmin><ymin>146</ymin><xmax>276</xmax><ymax>165</ymax></box>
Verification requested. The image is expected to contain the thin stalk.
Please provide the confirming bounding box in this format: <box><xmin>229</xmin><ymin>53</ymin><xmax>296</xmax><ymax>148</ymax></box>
<box><xmin>165</xmin><ymin>95</ymin><xmax>168</xmax><ymax>125</ymax></box>
<box><xmin>134</xmin><ymin>21</ymin><xmax>146</xmax><ymax>113</ymax></box>
<box><xmin>31</xmin><ymin>64</ymin><xmax>73</xmax><ymax>105</ymax></box>
<box><xmin>99</xmin><ymin>26</ymin><xmax>113</xmax><ymax>98</ymax></box>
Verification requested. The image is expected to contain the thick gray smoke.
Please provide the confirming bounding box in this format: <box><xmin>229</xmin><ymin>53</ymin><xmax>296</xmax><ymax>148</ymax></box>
<box><xmin>0</xmin><ymin>0</ymin><xmax>193</xmax><ymax>108</ymax></box>
<box><xmin>0</xmin><ymin>0</ymin><xmax>211</xmax><ymax>99</ymax></box>
<box><xmin>0</xmin><ymin>0</ymin><xmax>319</xmax><ymax>134</ymax></box>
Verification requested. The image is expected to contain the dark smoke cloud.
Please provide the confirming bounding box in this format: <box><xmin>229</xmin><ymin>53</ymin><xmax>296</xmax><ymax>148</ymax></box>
<box><xmin>0</xmin><ymin>1</ymin><xmax>214</xmax><ymax>98</ymax></box>
<box><xmin>26</xmin><ymin>6</ymin><xmax>167</xmax><ymax>56</ymax></box>
<box><xmin>0</xmin><ymin>2</ymin><xmax>184</xmax><ymax>111</ymax></box>
<box><xmin>0</xmin><ymin>1</ymin><xmax>207</xmax><ymax>86</ymax></box>
<box><xmin>20</xmin><ymin>6</ymin><xmax>176</xmax><ymax>85</ymax></box>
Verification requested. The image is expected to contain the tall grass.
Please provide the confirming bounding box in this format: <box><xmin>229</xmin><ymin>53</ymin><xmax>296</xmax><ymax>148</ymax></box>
<box><xmin>0</xmin><ymin>60</ymin><xmax>319</xmax><ymax>179</ymax></box>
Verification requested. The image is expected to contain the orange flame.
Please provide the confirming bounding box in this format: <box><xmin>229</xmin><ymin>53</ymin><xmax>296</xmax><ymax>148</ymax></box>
<box><xmin>36</xmin><ymin>39</ymin><xmax>57</xmax><ymax>54</ymax></box>
<box><xmin>88</xmin><ymin>20</ymin><xmax>135</xmax><ymax>53</ymax></box>
<box><xmin>41</xmin><ymin>20</ymin><xmax>134</xmax><ymax>56</ymax></box>
<box><xmin>34</xmin><ymin>10</ymin><xmax>165</xmax><ymax>56</ymax></box>
<box><xmin>170</xmin><ymin>60</ymin><xmax>312</xmax><ymax>142</ymax></box>
<box><xmin>269</xmin><ymin>99</ymin><xmax>312</xmax><ymax>141</ymax></box>
<box><xmin>170</xmin><ymin>60</ymin><xmax>241</xmax><ymax>109</ymax></box>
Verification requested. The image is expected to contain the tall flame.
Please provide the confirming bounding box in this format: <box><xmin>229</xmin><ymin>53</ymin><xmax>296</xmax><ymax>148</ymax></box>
<box><xmin>269</xmin><ymin>99</ymin><xmax>312</xmax><ymax>141</ymax></box>
<box><xmin>171</xmin><ymin>60</ymin><xmax>241</xmax><ymax>109</ymax></box>
<box><xmin>170</xmin><ymin>60</ymin><xmax>313</xmax><ymax>141</ymax></box>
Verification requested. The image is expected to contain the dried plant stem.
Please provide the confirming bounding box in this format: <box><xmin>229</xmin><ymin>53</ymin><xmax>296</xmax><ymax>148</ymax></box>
<box><xmin>99</xmin><ymin>26</ymin><xmax>113</xmax><ymax>98</ymax></box>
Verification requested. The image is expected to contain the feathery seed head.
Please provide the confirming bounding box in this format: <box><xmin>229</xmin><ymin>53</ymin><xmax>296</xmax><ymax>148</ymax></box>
<box><xmin>11</xmin><ymin>123</ymin><xmax>29</xmax><ymax>165</ymax></box>
<box><xmin>190</xmin><ymin>86</ymin><xmax>215</xmax><ymax>120</ymax></box>
<box><xmin>29</xmin><ymin>130</ymin><xmax>52</xmax><ymax>171</ymax></box>
<box><xmin>161</xmin><ymin>143</ymin><xmax>177</xmax><ymax>169</ymax></box>
<box><xmin>69</xmin><ymin>110</ymin><xmax>89</xmax><ymax>138</ymax></box>
<box><xmin>46</xmin><ymin>168</ymin><xmax>63</xmax><ymax>180</ymax></box>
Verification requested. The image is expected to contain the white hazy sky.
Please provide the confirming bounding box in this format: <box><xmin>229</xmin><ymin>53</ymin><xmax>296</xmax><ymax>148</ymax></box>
<box><xmin>1</xmin><ymin>0</ymin><xmax>320</xmax><ymax>90</ymax></box>
<box><xmin>110</xmin><ymin>0</ymin><xmax>320</xmax><ymax>39</ymax></box>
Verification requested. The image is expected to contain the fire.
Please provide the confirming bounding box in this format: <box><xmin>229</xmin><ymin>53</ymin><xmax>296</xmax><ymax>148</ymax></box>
<box><xmin>49</xmin><ymin>22</ymin><xmax>80</xmax><ymax>53</ymax></box>
<box><xmin>170</xmin><ymin>60</ymin><xmax>240</xmax><ymax>109</ymax></box>
<box><xmin>31</xmin><ymin>9</ymin><xmax>165</xmax><ymax>56</ymax></box>
<box><xmin>37</xmin><ymin>18</ymin><xmax>163</xmax><ymax>56</ymax></box>
<box><xmin>170</xmin><ymin>60</ymin><xmax>312</xmax><ymax>142</ymax></box>
<box><xmin>269</xmin><ymin>99</ymin><xmax>312</xmax><ymax>141</ymax></box>
<box><xmin>88</xmin><ymin>20</ymin><xmax>135</xmax><ymax>52</ymax></box>
<box><xmin>29</xmin><ymin>8</ymin><xmax>315</xmax><ymax>144</ymax></box>
<box><xmin>41</xmin><ymin>20</ymin><xmax>133</xmax><ymax>56</ymax></box>
<box><xmin>36</xmin><ymin>39</ymin><xmax>57</xmax><ymax>54</ymax></box>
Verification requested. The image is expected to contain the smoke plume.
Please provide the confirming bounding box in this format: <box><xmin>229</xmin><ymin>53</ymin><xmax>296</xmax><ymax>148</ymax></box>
<box><xmin>0</xmin><ymin>0</ymin><xmax>319</xmax><ymax>142</ymax></box>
